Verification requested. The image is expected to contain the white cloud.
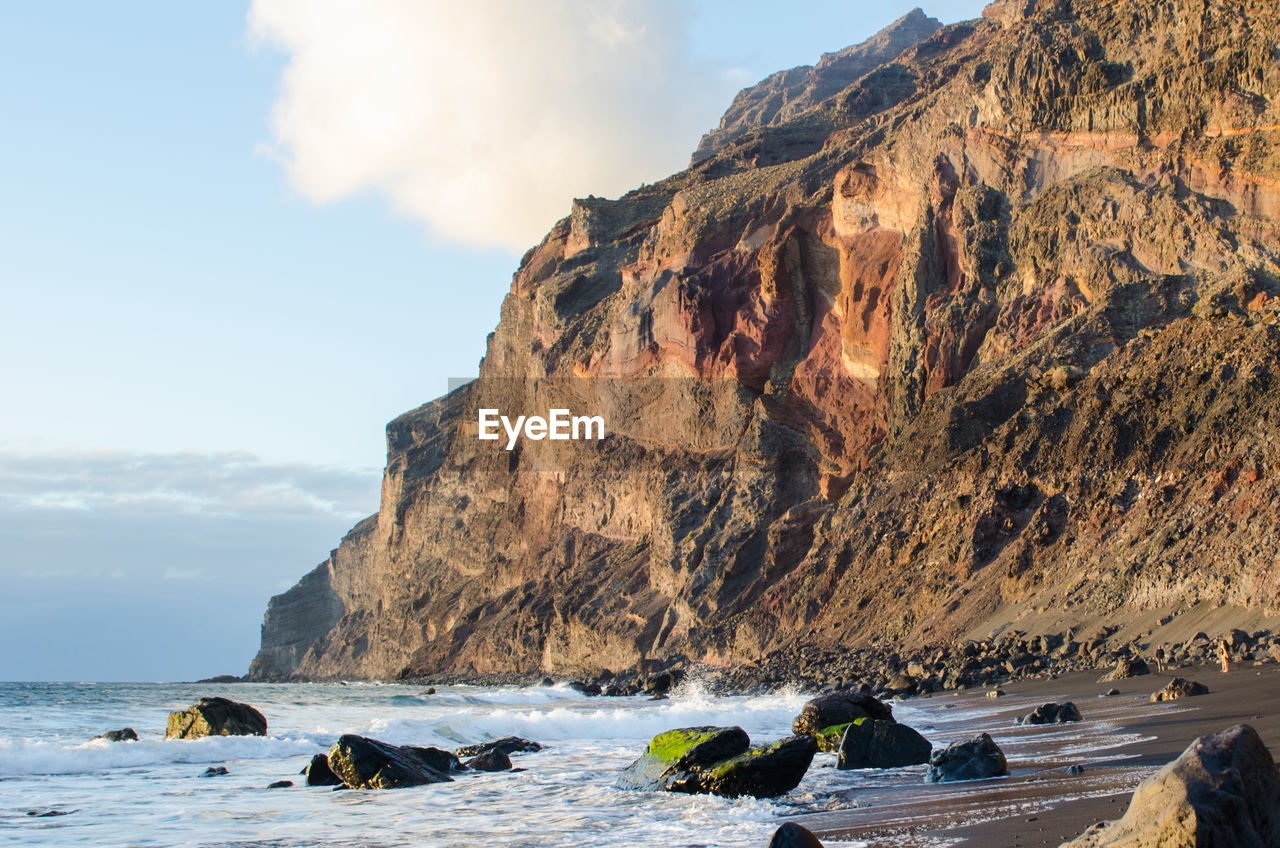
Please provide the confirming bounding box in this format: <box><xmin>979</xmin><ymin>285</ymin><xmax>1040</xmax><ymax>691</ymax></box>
<box><xmin>0</xmin><ymin>450</ymin><xmax>379</xmax><ymax>521</ymax></box>
<box><xmin>248</xmin><ymin>0</ymin><xmax>728</xmax><ymax>251</ymax></box>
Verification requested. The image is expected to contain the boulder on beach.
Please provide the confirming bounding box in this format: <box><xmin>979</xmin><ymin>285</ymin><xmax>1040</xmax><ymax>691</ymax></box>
<box><xmin>455</xmin><ymin>736</ymin><xmax>543</xmax><ymax>758</ymax></box>
<box><xmin>1098</xmin><ymin>658</ymin><xmax>1150</xmax><ymax>682</ymax></box>
<box><xmin>924</xmin><ymin>733</ymin><xmax>1008</xmax><ymax>783</ymax></box>
<box><xmin>326</xmin><ymin>734</ymin><xmax>461</xmax><ymax>789</ymax></box>
<box><xmin>303</xmin><ymin>753</ymin><xmax>343</xmax><ymax>786</ymax></box>
<box><xmin>93</xmin><ymin>728</ymin><xmax>138</xmax><ymax>742</ymax></box>
<box><xmin>836</xmin><ymin>718</ymin><xmax>932</xmax><ymax>769</ymax></box>
<box><xmin>767</xmin><ymin>821</ymin><xmax>825</xmax><ymax>847</ymax></box>
<box><xmin>1151</xmin><ymin>678</ymin><xmax>1210</xmax><ymax>702</ymax></box>
<box><xmin>165</xmin><ymin>697</ymin><xmax>267</xmax><ymax>740</ymax></box>
<box><xmin>792</xmin><ymin>691</ymin><xmax>893</xmax><ymax>736</ymax></box>
<box><xmin>618</xmin><ymin>726</ymin><xmax>816</xmax><ymax>798</ymax></box>
<box><xmin>1018</xmin><ymin>702</ymin><xmax>1082</xmax><ymax>725</ymax></box>
<box><xmin>1060</xmin><ymin>724</ymin><xmax>1280</xmax><ymax>847</ymax></box>
<box><xmin>466</xmin><ymin>749</ymin><xmax>513</xmax><ymax>772</ymax></box>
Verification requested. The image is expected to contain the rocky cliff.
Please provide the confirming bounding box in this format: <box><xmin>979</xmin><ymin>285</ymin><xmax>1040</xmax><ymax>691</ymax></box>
<box><xmin>249</xmin><ymin>0</ymin><xmax>1280</xmax><ymax>682</ymax></box>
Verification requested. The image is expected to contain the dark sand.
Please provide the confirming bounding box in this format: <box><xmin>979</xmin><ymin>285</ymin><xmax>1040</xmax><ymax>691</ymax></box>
<box><xmin>797</xmin><ymin>663</ymin><xmax>1280</xmax><ymax>848</ymax></box>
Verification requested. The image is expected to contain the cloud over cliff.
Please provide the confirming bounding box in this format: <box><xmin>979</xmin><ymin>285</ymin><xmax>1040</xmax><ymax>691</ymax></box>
<box><xmin>249</xmin><ymin>0</ymin><xmax>726</xmax><ymax>251</ymax></box>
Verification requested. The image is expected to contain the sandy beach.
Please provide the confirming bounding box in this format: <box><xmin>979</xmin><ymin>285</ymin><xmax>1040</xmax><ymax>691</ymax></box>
<box><xmin>798</xmin><ymin>662</ymin><xmax>1280</xmax><ymax>847</ymax></box>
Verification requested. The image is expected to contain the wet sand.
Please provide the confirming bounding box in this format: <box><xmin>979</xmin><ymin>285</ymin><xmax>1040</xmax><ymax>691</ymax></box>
<box><xmin>797</xmin><ymin>662</ymin><xmax>1280</xmax><ymax>848</ymax></box>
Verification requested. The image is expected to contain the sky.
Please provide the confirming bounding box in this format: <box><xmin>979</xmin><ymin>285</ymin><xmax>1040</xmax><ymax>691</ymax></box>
<box><xmin>0</xmin><ymin>0</ymin><xmax>988</xmax><ymax>681</ymax></box>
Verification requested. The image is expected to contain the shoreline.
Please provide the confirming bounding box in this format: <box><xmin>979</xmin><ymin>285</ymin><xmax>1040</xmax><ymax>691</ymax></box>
<box><xmin>800</xmin><ymin>662</ymin><xmax>1280</xmax><ymax>847</ymax></box>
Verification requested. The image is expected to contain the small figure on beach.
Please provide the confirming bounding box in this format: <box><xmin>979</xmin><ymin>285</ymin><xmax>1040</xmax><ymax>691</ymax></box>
<box><xmin>1218</xmin><ymin>639</ymin><xmax>1230</xmax><ymax>673</ymax></box>
<box><xmin>1153</xmin><ymin>646</ymin><xmax>1166</xmax><ymax>673</ymax></box>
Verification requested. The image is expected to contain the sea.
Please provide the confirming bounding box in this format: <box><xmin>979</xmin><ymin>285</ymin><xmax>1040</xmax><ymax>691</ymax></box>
<box><xmin>0</xmin><ymin>677</ymin><xmax>1162</xmax><ymax>847</ymax></box>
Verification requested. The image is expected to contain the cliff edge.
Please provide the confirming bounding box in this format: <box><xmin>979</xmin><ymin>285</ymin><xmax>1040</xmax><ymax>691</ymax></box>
<box><xmin>251</xmin><ymin>0</ymin><xmax>1280</xmax><ymax>680</ymax></box>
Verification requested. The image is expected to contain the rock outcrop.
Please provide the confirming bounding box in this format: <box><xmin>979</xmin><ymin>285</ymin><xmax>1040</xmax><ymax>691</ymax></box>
<box><xmin>1152</xmin><ymin>678</ymin><xmax>1211</xmax><ymax>701</ymax></box>
<box><xmin>1061</xmin><ymin>723</ymin><xmax>1280</xmax><ymax>847</ymax></box>
<box><xmin>325</xmin><ymin>734</ymin><xmax>462</xmax><ymax>789</ymax></box>
<box><xmin>925</xmin><ymin>733</ymin><xmax>1008</xmax><ymax>782</ymax></box>
<box><xmin>165</xmin><ymin>698</ymin><xmax>266</xmax><ymax>740</ymax></box>
<box><xmin>793</xmin><ymin>692</ymin><xmax>894</xmax><ymax>736</ymax></box>
<box><xmin>618</xmin><ymin>726</ymin><xmax>816</xmax><ymax>798</ymax></box>
<box><xmin>836</xmin><ymin>718</ymin><xmax>932</xmax><ymax>769</ymax></box>
<box><xmin>1018</xmin><ymin>702</ymin><xmax>1082</xmax><ymax>725</ymax></box>
<box><xmin>250</xmin><ymin>0</ymin><xmax>1280</xmax><ymax>683</ymax></box>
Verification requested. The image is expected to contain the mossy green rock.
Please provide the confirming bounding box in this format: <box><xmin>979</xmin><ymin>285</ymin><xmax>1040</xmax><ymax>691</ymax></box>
<box><xmin>815</xmin><ymin>720</ymin><xmax>859</xmax><ymax>752</ymax></box>
<box><xmin>696</xmin><ymin>735</ymin><xmax>819</xmax><ymax>798</ymax></box>
<box><xmin>836</xmin><ymin>718</ymin><xmax>932</xmax><ymax>769</ymax></box>
<box><xmin>616</xmin><ymin>726</ymin><xmax>749</xmax><ymax>791</ymax></box>
<box><xmin>619</xmin><ymin>726</ymin><xmax>817</xmax><ymax>798</ymax></box>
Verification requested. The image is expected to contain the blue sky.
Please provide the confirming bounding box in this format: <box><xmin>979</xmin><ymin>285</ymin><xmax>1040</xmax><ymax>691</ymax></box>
<box><xmin>0</xmin><ymin>0</ymin><xmax>987</xmax><ymax>680</ymax></box>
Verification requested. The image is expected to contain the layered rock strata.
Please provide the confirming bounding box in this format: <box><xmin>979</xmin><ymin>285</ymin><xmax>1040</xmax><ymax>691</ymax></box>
<box><xmin>251</xmin><ymin>0</ymin><xmax>1280</xmax><ymax>681</ymax></box>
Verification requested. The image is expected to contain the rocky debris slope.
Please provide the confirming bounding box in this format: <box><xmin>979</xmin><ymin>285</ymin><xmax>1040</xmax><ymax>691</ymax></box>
<box><xmin>251</xmin><ymin>0</ymin><xmax>1280</xmax><ymax>683</ymax></box>
<box><xmin>1061</xmin><ymin>723</ymin><xmax>1280</xmax><ymax>847</ymax></box>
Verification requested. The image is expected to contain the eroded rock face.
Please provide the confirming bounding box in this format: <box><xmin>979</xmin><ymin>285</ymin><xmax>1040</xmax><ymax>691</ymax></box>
<box><xmin>326</xmin><ymin>734</ymin><xmax>460</xmax><ymax>790</ymax></box>
<box><xmin>1061</xmin><ymin>723</ymin><xmax>1280</xmax><ymax>847</ymax></box>
<box><xmin>165</xmin><ymin>698</ymin><xmax>266</xmax><ymax>740</ymax></box>
<box><xmin>251</xmin><ymin>0</ymin><xmax>1280</xmax><ymax>683</ymax></box>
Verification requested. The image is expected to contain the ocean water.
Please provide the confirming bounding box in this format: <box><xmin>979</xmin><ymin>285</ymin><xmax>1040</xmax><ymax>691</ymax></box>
<box><xmin>0</xmin><ymin>678</ymin><xmax>1159</xmax><ymax>848</ymax></box>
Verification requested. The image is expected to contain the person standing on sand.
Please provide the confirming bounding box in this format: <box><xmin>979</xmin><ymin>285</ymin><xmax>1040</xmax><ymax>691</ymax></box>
<box><xmin>1218</xmin><ymin>639</ymin><xmax>1231</xmax><ymax>673</ymax></box>
<box><xmin>1154</xmin><ymin>646</ymin><xmax>1166</xmax><ymax>673</ymax></box>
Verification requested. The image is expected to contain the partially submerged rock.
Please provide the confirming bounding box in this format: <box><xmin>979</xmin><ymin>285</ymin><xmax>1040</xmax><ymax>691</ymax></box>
<box><xmin>165</xmin><ymin>697</ymin><xmax>266</xmax><ymax>740</ymax></box>
<box><xmin>1061</xmin><ymin>724</ymin><xmax>1280</xmax><ymax>847</ymax></box>
<box><xmin>836</xmin><ymin>718</ymin><xmax>932</xmax><ymax>769</ymax></box>
<box><xmin>925</xmin><ymin>733</ymin><xmax>1008</xmax><ymax>783</ymax></box>
<box><xmin>695</xmin><ymin>735</ymin><xmax>819</xmax><ymax>799</ymax></box>
<box><xmin>617</xmin><ymin>726</ymin><xmax>750</xmax><ymax>791</ymax></box>
<box><xmin>792</xmin><ymin>692</ymin><xmax>893</xmax><ymax>736</ymax></box>
<box><xmin>326</xmin><ymin>734</ymin><xmax>461</xmax><ymax>789</ymax></box>
<box><xmin>455</xmin><ymin>736</ymin><xmax>543</xmax><ymax>758</ymax></box>
<box><xmin>767</xmin><ymin>821</ymin><xmax>825</xmax><ymax>847</ymax></box>
<box><xmin>93</xmin><ymin>728</ymin><xmax>138</xmax><ymax>742</ymax></box>
<box><xmin>1018</xmin><ymin>702</ymin><xmax>1082</xmax><ymax>725</ymax></box>
<box><xmin>618</xmin><ymin>726</ymin><xmax>816</xmax><ymax>798</ymax></box>
<box><xmin>201</xmin><ymin>766</ymin><xmax>229</xmax><ymax>777</ymax></box>
<box><xmin>303</xmin><ymin>753</ymin><xmax>343</xmax><ymax>786</ymax></box>
<box><xmin>1151</xmin><ymin>678</ymin><xmax>1210</xmax><ymax>702</ymax></box>
<box><xmin>814</xmin><ymin>723</ymin><xmax>851</xmax><ymax>753</ymax></box>
<box><xmin>466</xmin><ymin>749</ymin><xmax>513</xmax><ymax>772</ymax></box>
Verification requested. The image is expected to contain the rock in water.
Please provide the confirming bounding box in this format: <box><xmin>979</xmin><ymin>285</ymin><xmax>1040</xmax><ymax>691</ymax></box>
<box><xmin>1098</xmin><ymin>658</ymin><xmax>1150</xmax><ymax>683</ymax></box>
<box><xmin>792</xmin><ymin>692</ymin><xmax>893</xmax><ymax>736</ymax></box>
<box><xmin>1019</xmin><ymin>702</ymin><xmax>1083</xmax><ymax>725</ymax></box>
<box><xmin>304</xmin><ymin>753</ymin><xmax>343</xmax><ymax>787</ymax></box>
<box><xmin>618</xmin><ymin>727</ymin><xmax>816</xmax><ymax>798</ymax></box>
<box><xmin>165</xmin><ymin>697</ymin><xmax>266</xmax><ymax>740</ymax></box>
<box><xmin>617</xmin><ymin>726</ymin><xmax>751</xmax><ymax>791</ymax></box>
<box><xmin>1151</xmin><ymin>678</ymin><xmax>1210</xmax><ymax>702</ymax></box>
<box><xmin>267</xmin><ymin>780</ymin><xmax>293</xmax><ymax>789</ymax></box>
<box><xmin>767</xmin><ymin>821</ymin><xmax>825</xmax><ymax>848</ymax></box>
<box><xmin>201</xmin><ymin>766</ymin><xmax>229</xmax><ymax>777</ymax></box>
<box><xmin>925</xmin><ymin>733</ymin><xmax>1008</xmax><ymax>783</ymax></box>
<box><xmin>694</xmin><ymin>735</ymin><xmax>819</xmax><ymax>799</ymax></box>
<box><xmin>454</xmin><ymin>736</ymin><xmax>543</xmax><ymax>757</ymax></box>
<box><xmin>326</xmin><ymin>734</ymin><xmax>459</xmax><ymax>789</ymax></box>
<box><xmin>93</xmin><ymin>728</ymin><xmax>138</xmax><ymax>742</ymax></box>
<box><xmin>1061</xmin><ymin>724</ymin><xmax>1280</xmax><ymax>847</ymax></box>
<box><xmin>466</xmin><ymin>750</ymin><xmax>513</xmax><ymax>772</ymax></box>
<box><xmin>837</xmin><ymin>718</ymin><xmax>932</xmax><ymax>769</ymax></box>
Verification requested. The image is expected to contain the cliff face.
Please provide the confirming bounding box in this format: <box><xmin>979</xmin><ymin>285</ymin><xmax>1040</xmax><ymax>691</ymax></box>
<box><xmin>251</xmin><ymin>0</ymin><xmax>1280</xmax><ymax>681</ymax></box>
